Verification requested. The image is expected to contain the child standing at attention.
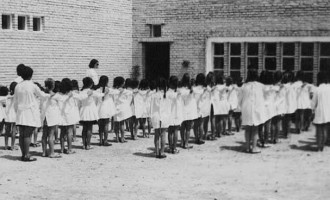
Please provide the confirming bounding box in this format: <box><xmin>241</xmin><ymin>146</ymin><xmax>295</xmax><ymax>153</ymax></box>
<box><xmin>80</xmin><ymin>77</ymin><xmax>105</xmax><ymax>150</ymax></box>
<box><xmin>96</xmin><ymin>75</ymin><xmax>115</xmax><ymax>146</ymax></box>
<box><xmin>311</xmin><ymin>72</ymin><xmax>330</xmax><ymax>151</ymax></box>
<box><xmin>150</xmin><ymin>78</ymin><xmax>171</xmax><ymax>158</ymax></box>
<box><xmin>167</xmin><ymin>76</ymin><xmax>182</xmax><ymax>154</ymax></box>
<box><xmin>134</xmin><ymin>79</ymin><xmax>149</xmax><ymax>138</ymax></box>
<box><xmin>71</xmin><ymin>79</ymin><xmax>80</xmax><ymax>141</ymax></box>
<box><xmin>239</xmin><ymin>69</ymin><xmax>265</xmax><ymax>153</ymax></box>
<box><xmin>41</xmin><ymin>78</ymin><xmax>62</xmax><ymax>158</ymax></box>
<box><xmin>2</xmin><ymin>86</ymin><xmax>13</xmax><ymax>150</ymax></box>
<box><xmin>113</xmin><ymin>76</ymin><xmax>133</xmax><ymax>143</ymax></box>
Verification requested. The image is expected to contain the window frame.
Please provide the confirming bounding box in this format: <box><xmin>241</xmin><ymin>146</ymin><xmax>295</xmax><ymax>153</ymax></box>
<box><xmin>2</xmin><ymin>14</ymin><xmax>12</xmax><ymax>30</ymax></box>
<box><xmin>319</xmin><ymin>42</ymin><xmax>330</xmax><ymax>72</ymax></box>
<box><xmin>213</xmin><ymin>43</ymin><xmax>225</xmax><ymax>75</ymax></box>
<box><xmin>229</xmin><ymin>43</ymin><xmax>242</xmax><ymax>80</ymax></box>
<box><xmin>263</xmin><ymin>42</ymin><xmax>277</xmax><ymax>71</ymax></box>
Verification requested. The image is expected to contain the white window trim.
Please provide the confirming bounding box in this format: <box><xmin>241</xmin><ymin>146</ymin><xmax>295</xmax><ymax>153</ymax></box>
<box><xmin>206</xmin><ymin>37</ymin><xmax>330</xmax><ymax>73</ymax></box>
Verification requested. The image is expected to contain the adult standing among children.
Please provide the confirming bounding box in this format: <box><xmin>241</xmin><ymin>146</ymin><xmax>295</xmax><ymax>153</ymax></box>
<box><xmin>14</xmin><ymin>64</ymin><xmax>25</xmax><ymax>84</ymax></box>
<box><xmin>86</xmin><ymin>59</ymin><xmax>99</xmax><ymax>86</ymax></box>
<box><xmin>14</xmin><ymin>66</ymin><xmax>50</xmax><ymax>162</ymax></box>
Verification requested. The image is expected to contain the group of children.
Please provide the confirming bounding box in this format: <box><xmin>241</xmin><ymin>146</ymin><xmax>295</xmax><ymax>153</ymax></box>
<box><xmin>1</xmin><ymin>62</ymin><xmax>329</xmax><ymax>161</ymax></box>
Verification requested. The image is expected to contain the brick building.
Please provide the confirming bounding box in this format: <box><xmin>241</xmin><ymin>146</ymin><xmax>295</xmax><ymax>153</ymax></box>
<box><xmin>132</xmin><ymin>0</ymin><xmax>330</xmax><ymax>83</ymax></box>
<box><xmin>0</xmin><ymin>0</ymin><xmax>132</xmax><ymax>85</ymax></box>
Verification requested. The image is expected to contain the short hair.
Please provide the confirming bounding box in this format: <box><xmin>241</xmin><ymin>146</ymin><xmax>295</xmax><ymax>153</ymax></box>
<box><xmin>71</xmin><ymin>79</ymin><xmax>79</xmax><ymax>91</ymax></box>
<box><xmin>274</xmin><ymin>71</ymin><xmax>282</xmax><ymax>83</ymax></box>
<box><xmin>0</xmin><ymin>86</ymin><xmax>9</xmax><ymax>96</ymax></box>
<box><xmin>60</xmin><ymin>78</ymin><xmax>73</xmax><ymax>94</ymax></box>
<box><xmin>157</xmin><ymin>77</ymin><xmax>167</xmax><ymax>98</ymax></box>
<box><xmin>317</xmin><ymin>72</ymin><xmax>327</xmax><ymax>86</ymax></box>
<box><xmin>113</xmin><ymin>76</ymin><xmax>125</xmax><ymax>88</ymax></box>
<box><xmin>214</xmin><ymin>72</ymin><xmax>224</xmax><ymax>85</ymax></box>
<box><xmin>295</xmin><ymin>70</ymin><xmax>304</xmax><ymax>82</ymax></box>
<box><xmin>9</xmin><ymin>82</ymin><xmax>17</xmax><ymax>95</ymax></box>
<box><xmin>181</xmin><ymin>73</ymin><xmax>191</xmax><ymax>88</ymax></box>
<box><xmin>149</xmin><ymin>80</ymin><xmax>156</xmax><ymax>90</ymax></box>
<box><xmin>131</xmin><ymin>79</ymin><xmax>139</xmax><ymax>89</ymax></box>
<box><xmin>89</xmin><ymin>59</ymin><xmax>99</xmax><ymax>68</ymax></box>
<box><xmin>54</xmin><ymin>81</ymin><xmax>61</xmax><ymax>93</ymax></box>
<box><xmin>124</xmin><ymin>78</ymin><xmax>132</xmax><ymax>88</ymax></box>
<box><xmin>246</xmin><ymin>69</ymin><xmax>259</xmax><ymax>82</ymax></box>
<box><xmin>226</xmin><ymin>76</ymin><xmax>233</xmax><ymax>86</ymax></box>
<box><xmin>139</xmin><ymin>79</ymin><xmax>149</xmax><ymax>90</ymax></box>
<box><xmin>195</xmin><ymin>73</ymin><xmax>206</xmax><ymax>87</ymax></box>
<box><xmin>169</xmin><ymin>76</ymin><xmax>178</xmax><ymax>90</ymax></box>
<box><xmin>44</xmin><ymin>78</ymin><xmax>55</xmax><ymax>93</ymax></box>
<box><xmin>21</xmin><ymin>66</ymin><xmax>33</xmax><ymax>80</ymax></box>
<box><xmin>206</xmin><ymin>72</ymin><xmax>215</xmax><ymax>87</ymax></box>
<box><xmin>16</xmin><ymin>64</ymin><xmax>25</xmax><ymax>76</ymax></box>
<box><xmin>97</xmin><ymin>76</ymin><xmax>109</xmax><ymax>89</ymax></box>
<box><xmin>81</xmin><ymin>77</ymin><xmax>94</xmax><ymax>90</ymax></box>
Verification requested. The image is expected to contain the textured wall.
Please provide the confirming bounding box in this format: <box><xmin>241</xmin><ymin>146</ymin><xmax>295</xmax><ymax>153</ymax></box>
<box><xmin>0</xmin><ymin>0</ymin><xmax>132</xmax><ymax>86</ymax></box>
<box><xmin>132</xmin><ymin>0</ymin><xmax>330</xmax><ymax>79</ymax></box>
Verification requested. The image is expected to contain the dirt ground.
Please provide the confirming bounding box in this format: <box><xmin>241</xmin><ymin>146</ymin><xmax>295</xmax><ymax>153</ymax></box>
<box><xmin>0</xmin><ymin>124</ymin><xmax>330</xmax><ymax>200</ymax></box>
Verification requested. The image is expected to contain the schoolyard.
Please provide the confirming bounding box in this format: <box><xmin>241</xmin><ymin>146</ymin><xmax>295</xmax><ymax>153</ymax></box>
<box><xmin>0</xmin><ymin>125</ymin><xmax>329</xmax><ymax>200</ymax></box>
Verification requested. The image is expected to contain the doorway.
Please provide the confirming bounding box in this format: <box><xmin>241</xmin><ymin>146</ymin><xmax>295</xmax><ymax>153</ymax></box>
<box><xmin>144</xmin><ymin>43</ymin><xmax>170</xmax><ymax>81</ymax></box>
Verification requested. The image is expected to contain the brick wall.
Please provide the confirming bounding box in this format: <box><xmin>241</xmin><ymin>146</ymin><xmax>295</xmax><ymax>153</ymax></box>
<box><xmin>132</xmin><ymin>0</ymin><xmax>330</xmax><ymax>80</ymax></box>
<box><xmin>0</xmin><ymin>0</ymin><xmax>132</xmax><ymax>86</ymax></box>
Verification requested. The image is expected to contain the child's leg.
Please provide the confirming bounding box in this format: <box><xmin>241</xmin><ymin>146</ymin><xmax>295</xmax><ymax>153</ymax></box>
<box><xmin>234</xmin><ymin>112</ymin><xmax>241</xmax><ymax>132</ymax></box>
<box><xmin>66</xmin><ymin>125</ymin><xmax>74</xmax><ymax>153</ymax></box>
<box><xmin>215</xmin><ymin>115</ymin><xmax>220</xmax><ymax>137</ymax></box>
<box><xmin>119</xmin><ymin>121</ymin><xmax>126</xmax><ymax>143</ymax></box>
<box><xmin>193</xmin><ymin>118</ymin><xmax>200</xmax><ymax>143</ymax></box>
<box><xmin>147</xmin><ymin>117</ymin><xmax>151</xmax><ymax>137</ymax></box>
<box><xmin>48</xmin><ymin>126</ymin><xmax>56</xmax><ymax>156</ymax></box>
<box><xmin>264</xmin><ymin>120</ymin><xmax>271</xmax><ymax>144</ymax></box>
<box><xmin>33</xmin><ymin>128</ymin><xmax>38</xmax><ymax>145</ymax></box>
<box><xmin>228</xmin><ymin>110</ymin><xmax>233</xmax><ymax>134</ymax></box>
<box><xmin>316</xmin><ymin>125</ymin><xmax>322</xmax><ymax>151</ymax></box>
<box><xmin>114</xmin><ymin>121</ymin><xmax>119</xmax><ymax>142</ymax></box>
<box><xmin>72</xmin><ymin>124</ymin><xmax>77</xmax><ymax>141</ymax></box>
<box><xmin>251</xmin><ymin>126</ymin><xmax>260</xmax><ymax>153</ymax></box>
<box><xmin>222</xmin><ymin>115</ymin><xmax>228</xmax><ymax>135</ymax></box>
<box><xmin>168</xmin><ymin>126</ymin><xmax>173</xmax><ymax>151</ymax></box>
<box><xmin>154</xmin><ymin>129</ymin><xmax>160</xmax><ymax>157</ymax></box>
<box><xmin>203</xmin><ymin>116</ymin><xmax>209</xmax><ymax>139</ymax></box>
<box><xmin>160</xmin><ymin>128</ymin><xmax>166</xmax><ymax>157</ymax></box>
<box><xmin>10</xmin><ymin>124</ymin><xmax>17</xmax><ymax>150</ymax></box>
<box><xmin>140</xmin><ymin>118</ymin><xmax>146</xmax><ymax>138</ymax></box>
<box><xmin>185</xmin><ymin>120</ymin><xmax>193</xmax><ymax>148</ymax></box>
<box><xmin>18</xmin><ymin>126</ymin><xmax>24</xmax><ymax>158</ymax></box>
<box><xmin>86</xmin><ymin>123</ymin><xmax>93</xmax><ymax>149</ymax></box>
<box><xmin>54</xmin><ymin>125</ymin><xmax>59</xmax><ymax>143</ymax></box>
<box><xmin>103</xmin><ymin>119</ymin><xmax>110</xmax><ymax>145</ymax></box>
<box><xmin>42</xmin><ymin>125</ymin><xmax>48</xmax><ymax>156</ymax></box>
<box><xmin>173</xmin><ymin>126</ymin><xmax>179</xmax><ymax>153</ymax></box>
<box><xmin>60</xmin><ymin>126</ymin><xmax>66</xmax><ymax>152</ymax></box>
<box><xmin>323</xmin><ymin>124</ymin><xmax>328</xmax><ymax>150</ymax></box>
<box><xmin>245</xmin><ymin>126</ymin><xmax>251</xmax><ymax>152</ymax></box>
<box><xmin>110</xmin><ymin>117</ymin><xmax>114</xmax><ymax>132</ymax></box>
<box><xmin>4</xmin><ymin>123</ymin><xmax>10</xmax><ymax>149</ymax></box>
<box><xmin>300</xmin><ymin>109</ymin><xmax>305</xmax><ymax>132</ymax></box>
<box><xmin>98</xmin><ymin>119</ymin><xmax>105</xmax><ymax>145</ymax></box>
<box><xmin>21</xmin><ymin>126</ymin><xmax>36</xmax><ymax>161</ymax></box>
<box><xmin>199</xmin><ymin>118</ymin><xmax>205</xmax><ymax>144</ymax></box>
<box><xmin>180</xmin><ymin>121</ymin><xmax>185</xmax><ymax>147</ymax></box>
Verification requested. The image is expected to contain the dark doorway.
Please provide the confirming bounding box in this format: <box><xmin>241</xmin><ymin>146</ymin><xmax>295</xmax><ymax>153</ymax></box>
<box><xmin>144</xmin><ymin>43</ymin><xmax>170</xmax><ymax>81</ymax></box>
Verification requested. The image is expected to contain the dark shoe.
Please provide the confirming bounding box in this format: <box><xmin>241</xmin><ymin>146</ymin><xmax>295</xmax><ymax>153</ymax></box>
<box><xmin>49</xmin><ymin>154</ymin><xmax>62</xmax><ymax>158</ymax></box>
<box><xmin>103</xmin><ymin>142</ymin><xmax>112</xmax><ymax>146</ymax></box>
<box><xmin>172</xmin><ymin>149</ymin><xmax>180</xmax><ymax>154</ymax></box>
<box><xmin>156</xmin><ymin>154</ymin><xmax>167</xmax><ymax>159</ymax></box>
<box><xmin>24</xmin><ymin>156</ymin><xmax>37</xmax><ymax>162</ymax></box>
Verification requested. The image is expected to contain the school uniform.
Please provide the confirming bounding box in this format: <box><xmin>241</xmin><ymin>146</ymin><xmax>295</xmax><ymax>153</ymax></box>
<box><xmin>150</xmin><ymin>91</ymin><xmax>171</xmax><ymax>129</ymax></box>
<box><xmin>284</xmin><ymin>83</ymin><xmax>298</xmax><ymax>114</ymax></box>
<box><xmin>14</xmin><ymin>80</ymin><xmax>50</xmax><ymax>127</ymax></box>
<box><xmin>97</xmin><ymin>88</ymin><xmax>117</xmax><ymax>120</ymax></box>
<box><xmin>80</xmin><ymin>89</ymin><xmax>104</xmax><ymax>122</ymax></box>
<box><xmin>0</xmin><ymin>96</ymin><xmax>7</xmax><ymax>122</ymax></box>
<box><xmin>113</xmin><ymin>89</ymin><xmax>133</xmax><ymax>122</ymax></box>
<box><xmin>41</xmin><ymin>93</ymin><xmax>62</xmax><ymax>127</ymax></box>
<box><xmin>166</xmin><ymin>88</ymin><xmax>184</xmax><ymax>126</ymax></box>
<box><xmin>228</xmin><ymin>85</ymin><xmax>239</xmax><ymax>111</ymax></box>
<box><xmin>145</xmin><ymin>89</ymin><xmax>155</xmax><ymax>118</ymax></box>
<box><xmin>275</xmin><ymin>84</ymin><xmax>286</xmax><ymax>116</ymax></box>
<box><xmin>177</xmin><ymin>87</ymin><xmax>198</xmax><ymax>121</ymax></box>
<box><xmin>211</xmin><ymin>85</ymin><xmax>230</xmax><ymax>115</ymax></box>
<box><xmin>264</xmin><ymin>85</ymin><xmax>278</xmax><ymax>120</ymax></box>
<box><xmin>297</xmin><ymin>82</ymin><xmax>312</xmax><ymax>110</ymax></box>
<box><xmin>312</xmin><ymin>83</ymin><xmax>330</xmax><ymax>124</ymax></box>
<box><xmin>86</xmin><ymin>68</ymin><xmax>99</xmax><ymax>85</ymax></box>
<box><xmin>193</xmin><ymin>86</ymin><xmax>211</xmax><ymax>118</ymax></box>
<box><xmin>134</xmin><ymin>90</ymin><xmax>148</xmax><ymax>119</ymax></box>
<box><xmin>5</xmin><ymin>96</ymin><xmax>15</xmax><ymax>123</ymax></box>
<box><xmin>239</xmin><ymin>81</ymin><xmax>266</xmax><ymax>126</ymax></box>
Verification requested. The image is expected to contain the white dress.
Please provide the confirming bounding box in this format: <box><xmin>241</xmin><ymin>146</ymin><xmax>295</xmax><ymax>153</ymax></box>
<box><xmin>178</xmin><ymin>87</ymin><xmax>198</xmax><ymax>121</ymax></box>
<box><xmin>312</xmin><ymin>84</ymin><xmax>330</xmax><ymax>124</ymax></box>
<box><xmin>113</xmin><ymin>89</ymin><xmax>133</xmax><ymax>122</ymax></box>
<box><xmin>264</xmin><ymin>85</ymin><xmax>278</xmax><ymax>120</ymax></box>
<box><xmin>145</xmin><ymin>90</ymin><xmax>155</xmax><ymax>118</ymax></box>
<box><xmin>14</xmin><ymin>80</ymin><xmax>49</xmax><ymax>127</ymax></box>
<box><xmin>80</xmin><ymin>89</ymin><xmax>104</xmax><ymax>121</ymax></box>
<box><xmin>97</xmin><ymin>88</ymin><xmax>117</xmax><ymax>119</ymax></box>
<box><xmin>86</xmin><ymin>68</ymin><xmax>99</xmax><ymax>85</ymax></box>
<box><xmin>284</xmin><ymin>83</ymin><xmax>298</xmax><ymax>114</ymax></box>
<box><xmin>5</xmin><ymin>96</ymin><xmax>15</xmax><ymax>123</ymax></box>
<box><xmin>297</xmin><ymin>82</ymin><xmax>312</xmax><ymax>109</ymax></box>
<box><xmin>239</xmin><ymin>81</ymin><xmax>266</xmax><ymax>126</ymax></box>
<box><xmin>134</xmin><ymin>90</ymin><xmax>148</xmax><ymax>119</ymax></box>
<box><xmin>41</xmin><ymin>93</ymin><xmax>61</xmax><ymax>127</ymax></box>
<box><xmin>0</xmin><ymin>96</ymin><xmax>8</xmax><ymax>122</ymax></box>
<box><xmin>275</xmin><ymin>84</ymin><xmax>286</xmax><ymax>116</ymax></box>
<box><xmin>150</xmin><ymin>91</ymin><xmax>171</xmax><ymax>129</ymax></box>
<box><xmin>166</xmin><ymin>89</ymin><xmax>184</xmax><ymax>126</ymax></box>
<box><xmin>228</xmin><ymin>85</ymin><xmax>239</xmax><ymax>111</ymax></box>
<box><xmin>212</xmin><ymin>85</ymin><xmax>230</xmax><ymax>115</ymax></box>
<box><xmin>193</xmin><ymin>86</ymin><xmax>211</xmax><ymax>118</ymax></box>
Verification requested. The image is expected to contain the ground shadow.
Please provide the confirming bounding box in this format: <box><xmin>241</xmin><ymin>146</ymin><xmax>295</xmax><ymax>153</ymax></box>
<box><xmin>133</xmin><ymin>152</ymin><xmax>155</xmax><ymax>158</ymax></box>
<box><xmin>290</xmin><ymin>144</ymin><xmax>317</xmax><ymax>152</ymax></box>
<box><xmin>220</xmin><ymin>145</ymin><xmax>246</xmax><ymax>153</ymax></box>
<box><xmin>0</xmin><ymin>155</ymin><xmax>21</xmax><ymax>161</ymax></box>
<box><xmin>298</xmin><ymin>140</ymin><xmax>315</xmax><ymax>145</ymax></box>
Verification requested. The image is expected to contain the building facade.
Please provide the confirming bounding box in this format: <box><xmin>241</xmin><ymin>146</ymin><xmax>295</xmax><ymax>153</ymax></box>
<box><xmin>132</xmin><ymin>0</ymin><xmax>330</xmax><ymax>83</ymax></box>
<box><xmin>0</xmin><ymin>0</ymin><xmax>132</xmax><ymax>85</ymax></box>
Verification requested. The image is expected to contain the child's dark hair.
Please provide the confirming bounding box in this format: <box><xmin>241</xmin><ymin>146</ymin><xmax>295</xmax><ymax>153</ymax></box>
<box><xmin>44</xmin><ymin>78</ymin><xmax>55</xmax><ymax>93</ymax></box>
<box><xmin>246</xmin><ymin>69</ymin><xmax>259</xmax><ymax>82</ymax></box>
<box><xmin>113</xmin><ymin>76</ymin><xmax>125</xmax><ymax>89</ymax></box>
<box><xmin>81</xmin><ymin>77</ymin><xmax>94</xmax><ymax>91</ymax></box>
<box><xmin>206</xmin><ymin>72</ymin><xmax>215</xmax><ymax>87</ymax></box>
<box><xmin>215</xmin><ymin>72</ymin><xmax>224</xmax><ymax>85</ymax></box>
<box><xmin>295</xmin><ymin>70</ymin><xmax>304</xmax><ymax>82</ymax></box>
<box><xmin>195</xmin><ymin>73</ymin><xmax>206</xmax><ymax>87</ymax></box>
<box><xmin>131</xmin><ymin>79</ymin><xmax>139</xmax><ymax>89</ymax></box>
<box><xmin>226</xmin><ymin>76</ymin><xmax>233</xmax><ymax>86</ymax></box>
<box><xmin>9</xmin><ymin>82</ymin><xmax>17</xmax><ymax>95</ymax></box>
<box><xmin>97</xmin><ymin>75</ymin><xmax>109</xmax><ymax>93</ymax></box>
<box><xmin>35</xmin><ymin>82</ymin><xmax>45</xmax><ymax>92</ymax></box>
<box><xmin>265</xmin><ymin>71</ymin><xmax>274</xmax><ymax>85</ymax></box>
<box><xmin>181</xmin><ymin>73</ymin><xmax>191</xmax><ymax>88</ymax></box>
<box><xmin>71</xmin><ymin>79</ymin><xmax>79</xmax><ymax>91</ymax></box>
<box><xmin>60</xmin><ymin>78</ymin><xmax>73</xmax><ymax>94</ymax></box>
<box><xmin>274</xmin><ymin>71</ymin><xmax>282</xmax><ymax>84</ymax></box>
<box><xmin>21</xmin><ymin>66</ymin><xmax>33</xmax><ymax>80</ymax></box>
<box><xmin>157</xmin><ymin>77</ymin><xmax>167</xmax><ymax>98</ymax></box>
<box><xmin>139</xmin><ymin>79</ymin><xmax>149</xmax><ymax>90</ymax></box>
<box><xmin>125</xmin><ymin>78</ymin><xmax>132</xmax><ymax>88</ymax></box>
<box><xmin>54</xmin><ymin>81</ymin><xmax>61</xmax><ymax>93</ymax></box>
<box><xmin>236</xmin><ymin>77</ymin><xmax>243</xmax><ymax>87</ymax></box>
<box><xmin>149</xmin><ymin>80</ymin><xmax>156</xmax><ymax>90</ymax></box>
<box><xmin>89</xmin><ymin>59</ymin><xmax>99</xmax><ymax>68</ymax></box>
<box><xmin>16</xmin><ymin>64</ymin><xmax>25</xmax><ymax>77</ymax></box>
<box><xmin>0</xmin><ymin>86</ymin><xmax>9</xmax><ymax>96</ymax></box>
<box><xmin>169</xmin><ymin>76</ymin><xmax>179</xmax><ymax>91</ymax></box>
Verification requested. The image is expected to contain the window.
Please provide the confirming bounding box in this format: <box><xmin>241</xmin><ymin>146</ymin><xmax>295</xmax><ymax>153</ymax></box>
<box><xmin>282</xmin><ymin>43</ymin><xmax>295</xmax><ymax>71</ymax></box>
<box><xmin>18</xmin><ymin>16</ymin><xmax>26</xmax><ymax>30</ymax></box>
<box><xmin>264</xmin><ymin>43</ymin><xmax>277</xmax><ymax>71</ymax></box>
<box><xmin>320</xmin><ymin>43</ymin><xmax>330</xmax><ymax>72</ymax></box>
<box><xmin>301</xmin><ymin>43</ymin><xmax>314</xmax><ymax>83</ymax></box>
<box><xmin>247</xmin><ymin>43</ymin><xmax>258</xmax><ymax>70</ymax></box>
<box><xmin>2</xmin><ymin>14</ymin><xmax>11</xmax><ymax>29</ymax></box>
<box><xmin>33</xmin><ymin>17</ymin><xmax>41</xmax><ymax>31</ymax></box>
<box><xmin>150</xmin><ymin>25</ymin><xmax>161</xmax><ymax>37</ymax></box>
<box><xmin>229</xmin><ymin>43</ymin><xmax>241</xmax><ymax>81</ymax></box>
<box><xmin>213</xmin><ymin>43</ymin><xmax>224</xmax><ymax>75</ymax></box>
